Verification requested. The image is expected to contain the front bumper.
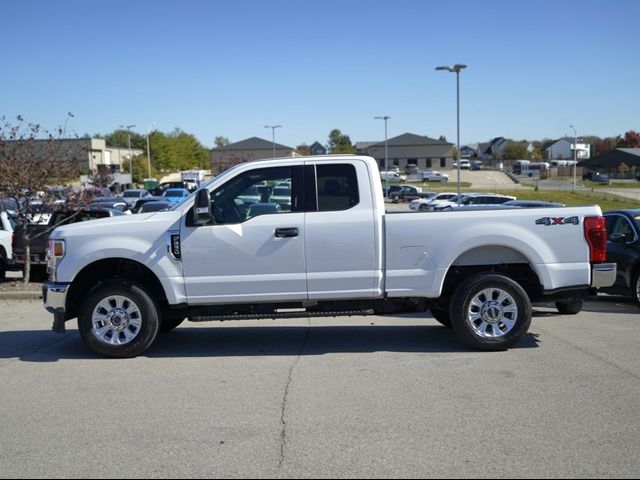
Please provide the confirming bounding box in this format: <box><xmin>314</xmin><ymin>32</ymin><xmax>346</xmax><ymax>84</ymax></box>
<box><xmin>591</xmin><ymin>263</ymin><xmax>616</xmax><ymax>289</ymax></box>
<box><xmin>42</xmin><ymin>282</ymin><xmax>70</xmax><ymax>333</ymax></box>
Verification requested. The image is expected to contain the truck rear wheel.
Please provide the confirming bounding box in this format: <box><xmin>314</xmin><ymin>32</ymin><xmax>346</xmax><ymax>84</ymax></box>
<box><xmin>449</xmin><ymin>274</ymin><xmax>532</xmax><ymax>351</ymax></box>
<box><xmin>430</xmin><ymin>308</ymin><xmax>452</xmax><ymax>328</ymax></box>
<box><xmin>78</xmin><ymin>280</ymin><xmax>160</xmax><ymax>358</ymax></box>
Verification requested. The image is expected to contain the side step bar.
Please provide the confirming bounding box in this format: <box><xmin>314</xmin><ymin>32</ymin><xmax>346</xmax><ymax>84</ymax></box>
<box><xmin>190</xmin><ymin>309</ymin><xmax>375</xmax><ymax>322</ymax></box>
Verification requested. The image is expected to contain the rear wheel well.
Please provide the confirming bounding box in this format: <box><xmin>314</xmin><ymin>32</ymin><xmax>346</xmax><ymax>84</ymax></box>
<box><xmin>437</xmin><ymin>263</ymin><xmax>542</xmax><ymax>308</ymax></box>
<box><xmin>66</xmin><ymin>258</ymin><xmax>167</xmax><ymax>319</ymax></box>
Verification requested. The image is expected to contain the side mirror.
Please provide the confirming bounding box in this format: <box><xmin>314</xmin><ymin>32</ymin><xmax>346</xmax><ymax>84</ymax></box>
<box><xmin>608</xmin><ymin>232</ymin><xmax>626</xmax><ymax>244</ymax></box>
<box><xmin>192</xmin><ymin>189</ymin><xmax>212</xmax><ymax>226</ymax></box>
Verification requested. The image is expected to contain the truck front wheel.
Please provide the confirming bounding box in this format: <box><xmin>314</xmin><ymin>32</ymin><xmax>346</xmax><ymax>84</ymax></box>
<box><xmin>449</xmin><ymin>274</ymin><xmax>532</xmax><ymax>351</ymax></box>
<box><xmin>78</xmin><ymin>280</ymin><xmax>160</xmax><ymax>358</ymax></box>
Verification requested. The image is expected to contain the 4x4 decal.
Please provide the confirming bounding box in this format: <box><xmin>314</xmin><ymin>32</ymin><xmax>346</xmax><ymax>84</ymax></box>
<box><xmin>536</xmin><ymin>216</ymin><xmax>580</xmax><ymax>226</ymax></box>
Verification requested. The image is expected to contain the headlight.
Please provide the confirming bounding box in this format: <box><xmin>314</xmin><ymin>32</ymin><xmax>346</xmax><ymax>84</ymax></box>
<box><xmin>46</xmin><ymin>239</ymin><xmax>65</xmax><ymax>281</ymax></box>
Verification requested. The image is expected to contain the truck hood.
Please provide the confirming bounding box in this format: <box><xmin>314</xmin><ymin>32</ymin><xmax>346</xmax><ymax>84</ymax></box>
<box><xmin>49</xmin><ymin>210</ymin><xmax>183</xmax><ymax>239</ymax></box>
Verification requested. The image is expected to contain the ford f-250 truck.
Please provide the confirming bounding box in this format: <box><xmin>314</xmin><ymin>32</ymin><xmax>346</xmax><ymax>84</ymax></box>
<box><xmin>42</xmin><ymin>155</ymin><xmax>616</xmax><ymax>357</ymax></box>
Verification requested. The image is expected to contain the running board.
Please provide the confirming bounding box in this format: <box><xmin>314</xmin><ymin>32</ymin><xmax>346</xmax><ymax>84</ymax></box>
<box><xmin>190</xmin><ymin>308</ymin><xmax>375</xmax><ymax>322</ymax></box>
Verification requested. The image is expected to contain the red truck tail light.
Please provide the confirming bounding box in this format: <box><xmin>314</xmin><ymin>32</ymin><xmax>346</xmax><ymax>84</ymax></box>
<box><xmin>12</xmin><ymin>232</ymin><xmax>16</xmax><ymax>249</ymax></box>
<box><xmin>584</xmin><ymin>217</ymin><xmax>607</xmax><ymax>263</ymax></box>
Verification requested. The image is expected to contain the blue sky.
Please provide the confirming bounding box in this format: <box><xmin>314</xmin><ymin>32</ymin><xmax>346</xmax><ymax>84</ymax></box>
<box><xmin>1</xmin><ymin>0</ymin><xmax>638</xmax><ymax>148</ymax></box>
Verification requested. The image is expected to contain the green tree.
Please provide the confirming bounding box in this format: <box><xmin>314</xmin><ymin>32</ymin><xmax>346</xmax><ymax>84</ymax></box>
<box><xmin>502</xmin><ymin>140</ymin><xmax>530</xmax><ymax>160</ymax></box>
<box><xmin>214</xmin><ymin>136</ymin><xmax>230</xmax><ymax>148</ymax></box>
<box><xmin>105</xmin><ymin>129</ymin><xmax>146</xmax><ymax>150</ymax></box>
<box><xmin>327</xmin><ymin>129</ymin><xmax>354</xmax><ymax>154</ymax></box>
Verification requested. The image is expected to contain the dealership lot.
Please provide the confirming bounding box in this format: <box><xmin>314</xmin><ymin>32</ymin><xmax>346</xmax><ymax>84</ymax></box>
<box><xmin>1</xmin><ymin>297</ymin><xmax>639</xmax><ymax>478</ymax></box>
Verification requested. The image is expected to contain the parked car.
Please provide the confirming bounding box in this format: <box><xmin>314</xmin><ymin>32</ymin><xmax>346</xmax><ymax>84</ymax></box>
<box><xmin>162</xmin><ymin>188</ymin><xmax>191</xmax><ymax>205</ymax></box>
<box><xmin>583</xmin><ymin>171</ymin><xmax>611</xmax><ymax>184</ymax></box>
<box><xmin>13</xmin><ymin>207</ymin><xmax>124</xmax><ymax>282</ymax></box>
<box><xmin>452</xmin><ymin>159</ymin><xmax>471</xmax><ymax>169</ymax></box>
<box><xmin>380</xmin><ymin>171</ymin><xmax>407</xmax><ymax>183</ymax></box>
<box><xmin>602</xmin><ymin>210</ymin><xmax>640</xmax><ymax>306</ymax></box>
<box><xmin>121</xmin><ymin>189</ymin><xmax>151</xmax><ymax>206</ymax></box>
<box><xmin>409</xmin><ymin>192</ymin><xmax>458</xmax><ymax>211</ymax></box>
<box><xmin>90</xmin><ymin>198</ymin><xmax>132</xmax><ymax>214</ymax></box>
<box><xmin>502</xmin><ymin>200</ymin><xmax>565</xmax><ymax>208</ymax></box>
<box><xmin>389</xmin><ymin>185</ymin><xmax>436</xmax><ymax>203</ymax></box>
<box><xmin>422</xmin><ymin>171</ymin><xmax>450</xmax><ymax>183</ymax></box>
<box><xmin>0</xmin><ymin>210</ymin><xmax>19</xmax><ymax>279</ymax></box>
<box><xmin>432</xmin><ymin>193</ymin><xmax>516</xmax><ymax>211</ymax></box>
<box><xmin>140</xmin><ymin>201</ymin><xmax>173</xmax><ymax>213</ymax></box>
<box><xmin>132</xmin><ymin>196</ymin><xmax>171</xmax><ymax>214</ymax></box>
<box><xmin>471</xmin><ymin>161</ymin><xmax>483</xmax><ymax>171</ymax></box>
<box><xmin>591</xmin><ymin>174</ymin><xmax>611</xmax><ymax>185</ymax></box>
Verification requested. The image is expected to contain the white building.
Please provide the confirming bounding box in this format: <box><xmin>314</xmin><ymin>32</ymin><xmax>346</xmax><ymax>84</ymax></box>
<box><xmin>545</xmin><ymin>138</ymin><xmax>591</xmax><ymax>161</ymax></box>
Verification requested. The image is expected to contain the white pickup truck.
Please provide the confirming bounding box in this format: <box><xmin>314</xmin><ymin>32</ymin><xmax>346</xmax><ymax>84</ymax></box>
<box><xmin>43</xmin><ymin>155</ymin><xmax>616</xmax><ymax>357</ymax></box>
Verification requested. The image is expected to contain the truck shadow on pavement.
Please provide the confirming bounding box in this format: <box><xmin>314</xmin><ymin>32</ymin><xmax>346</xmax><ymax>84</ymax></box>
<box><xmin>1</xmin><ymin>324</ymin><xmax>540</xmax><ymax>362</ymax></box>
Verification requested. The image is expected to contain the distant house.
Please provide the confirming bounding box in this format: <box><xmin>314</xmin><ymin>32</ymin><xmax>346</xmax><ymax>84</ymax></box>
<box><xmin>355</xmin><ymin>142</ymin><xmax>377</xmax><ymax>155</ymax></box>
<box><xmin>580</xmin><ymin>148</ymin><xmax>640</xmax><ymax>178</ymax></box>
<box><xmin>545</xmin><ymin>138</ymin><xmax>591</xmax><ymax>161</ymax></box>
<box><xmin>210</xmin><ymin>136</ymin><xmax>297</xmax><ymax>171</ymax></box>
<box><xmin>363</xmin><ymin>133</ymin><xmax>454</xmax><ymax>171</ymax></box>
<box><xmin>460</xmin><ymin>145</ymin><xmax>477</xmax><ymax>158</ymax></box>
<box><xmin>309</xmin><ymin>141</ymin><xmax>327</xmax><ymax>156</ymax></box>
<box><xmin>478</xmin><ymin>137</ymin><xmax>508</xmax><ymax>160</ymax></box>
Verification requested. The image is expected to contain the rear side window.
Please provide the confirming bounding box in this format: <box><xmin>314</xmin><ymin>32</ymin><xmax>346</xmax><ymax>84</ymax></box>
<box><xmin>316</xmin><ymin>164</ymin><xmax>359</xmax><ymax>212</ymax></box>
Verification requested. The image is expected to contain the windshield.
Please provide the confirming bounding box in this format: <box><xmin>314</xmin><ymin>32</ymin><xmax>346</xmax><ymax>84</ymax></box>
<box><xmin>272</xmin><ymin>187</ymin><xmax>290</xmax><ymax>196</ymax></box>
<box><xmin>123</xmin><ymin>190</ymin><xmax>141</xmax><ymax>197</ymax></box>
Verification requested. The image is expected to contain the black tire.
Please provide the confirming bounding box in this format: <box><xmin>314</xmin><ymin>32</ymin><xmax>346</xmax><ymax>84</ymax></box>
<box><xmin>419</xmin><ymin>204</ymin><xmax>428</xmax><ymax>212</ymax></box>
<box><xmin>160</xmin><ymin>311</ymin><xmax>186</xmax><ymax>332</ymax></box>
<box><xmin>77</xmin><ymin>280</ymin><xmax>160</xmax><ymax>358</ymax></box>
<box><xmin>555</xmin><ymin>299</ymin><xmax>584</xmax><ymax>315</ymax></box>
<box><xmin>0</xmin><ymin>250</ymin><xmax>6</xmax><ymax>280</ymax></box>
<box><xmin>449</xmin><ymin>274</ymin><xmax>532</xmax><ymax>351</ymax></box>
<box><xmin>29</xmin><ymin>265</ymin><xmax>48</xmax><ymax>283</ymax></box>
<box><xmin>430</xmin><ymin>308</ymin><xmax>452</xmax><ymax>328</ymax></box>
<box><xmin>632</xmin><ymin>270</ymin><xmax>640</xmax><ymax>308</ymax></box>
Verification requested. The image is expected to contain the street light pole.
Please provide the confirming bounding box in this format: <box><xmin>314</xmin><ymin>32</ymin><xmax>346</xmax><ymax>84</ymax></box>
<box><xmin>436</xmin><ymin>64</ymin><xmax>467</xmax><ymax>202</ymax></box>
<box><xmin>374</xmin><ymin>116</ymin><xmax>390</xmax><ymax>194</ymax></box>
<box><xmin>264</xmin><ymin>125</ymin><xmax>282</xmax><ymax>158</ymax></box>
<box><xmin>146</xmin><ymin>122</ymin><xmax>156</xmax><ymax>179</ymax></box>
<box><xmin>570</xmin><ymin>124</ymin><xmax>577</xmax><ymax>190</ymax></box>
<box><xmin>119</xmin><ymin>124</ymin><xmax>136</xmax><ymax>186</ymax></box>
<box><xmin>374</xmin><ymin>116</ymin><xmax>390</xmax><ymax>172</ymax></box>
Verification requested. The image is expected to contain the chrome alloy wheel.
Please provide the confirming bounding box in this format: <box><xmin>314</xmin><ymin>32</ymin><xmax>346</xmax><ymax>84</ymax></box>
<box><xmin>92</xmin><ymin>295</ymin><xmax>142</xmax><ymax>345</ymax></box>
<box><xmin>467</xmin><ymin>288</ymin><xmax>519</xmax><ymax>338</ymax></box>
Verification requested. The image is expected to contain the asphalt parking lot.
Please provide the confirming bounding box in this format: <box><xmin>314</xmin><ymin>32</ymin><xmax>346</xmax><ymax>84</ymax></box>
<box><xmin>1</xmin><ymin>297</ymin><xmax>639</xmax><ymax>478</ymax></box>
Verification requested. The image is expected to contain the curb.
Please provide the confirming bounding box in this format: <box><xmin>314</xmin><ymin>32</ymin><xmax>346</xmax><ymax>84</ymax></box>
<box><xmin>0</xmin><ymin>291</ymin><xmax>42</xmax><ymax>300</ymax></box>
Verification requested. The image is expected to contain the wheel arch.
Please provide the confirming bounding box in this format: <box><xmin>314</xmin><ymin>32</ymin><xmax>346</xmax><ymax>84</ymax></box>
<box><xmin>66</xmin><ymin>258</ymin><xmax>168</xmax><ymax>319</ymax></box>
<box><xmin>438</xmin><ymin>245</ymin><xmax>543</xmax><ymax>303</ymax></box>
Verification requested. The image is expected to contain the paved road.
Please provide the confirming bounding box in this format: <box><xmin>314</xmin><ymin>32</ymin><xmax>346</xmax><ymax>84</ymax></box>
<box><xmin>1</xmin><ymin>297</ymin><xmax>639</xmax><ymax>478</ymax></box>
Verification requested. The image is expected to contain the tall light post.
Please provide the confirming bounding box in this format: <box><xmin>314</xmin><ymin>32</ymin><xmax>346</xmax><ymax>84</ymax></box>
<box><xmin>374</xmin><ymin>116</ymin><xmax>390</xmax><ymax>171</ymax></box>
<box><xmin>374</xmin><ymin>116</ymin><xmax>390</xmax><ymax>193</ymax></box>
<box><xmin>570</xmin><ymin>124</ymin><xmax>577</xmax><ymax>190</ymax></box>
<box><xmin>436</xmin><ymin>64</ymin><xmax>467</xmax><ymax>201</ymax></box>
<box><xmin>264</xmin><ymin>125</ymin><xmax>282</xmax><ymax>158</ymax></box>
<box><xmin>146</xmin><ymin>122</ymin><xmax>156</xmax><ymax>179</ymax></box>
<box><xmin>119</xmin><ymin>124</ymin><xmax>136</xmax><ymax>185</ymax></box>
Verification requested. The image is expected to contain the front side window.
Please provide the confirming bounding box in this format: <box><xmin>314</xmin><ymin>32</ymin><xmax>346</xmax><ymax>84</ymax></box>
<box><xmin>209</xmin><ymin>166</ymin><xmax>299</xmax><ymax>224</ymax></box>
<box><xmin>315</xmin><ymin>164</ymin><xmax>359</xmax><ymax>212</ymax></box>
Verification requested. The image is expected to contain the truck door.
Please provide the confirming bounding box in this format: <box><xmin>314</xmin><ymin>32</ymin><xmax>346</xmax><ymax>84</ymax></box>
<box><xmin>304</xmin><ymin>161</ymin><xmax>382</xmax><ymax>300</ymax></box>
<box><xmin>181</xmin><ymin>165</ymin><xmax>307</xmax><ymax>305</ymax></box>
